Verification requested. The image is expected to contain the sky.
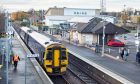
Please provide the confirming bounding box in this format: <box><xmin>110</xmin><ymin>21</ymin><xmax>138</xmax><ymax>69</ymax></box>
<box><xmin>0</xmin><ymin>0</ymin><xmax>140</xmax><ymax>12</ymax></box>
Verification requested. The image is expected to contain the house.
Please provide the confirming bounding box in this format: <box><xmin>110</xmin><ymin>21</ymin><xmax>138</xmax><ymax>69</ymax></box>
<box><xmin>70</xmin><ymin>17</ymin><xmax>129</xmax><ymax>45</ymax></box>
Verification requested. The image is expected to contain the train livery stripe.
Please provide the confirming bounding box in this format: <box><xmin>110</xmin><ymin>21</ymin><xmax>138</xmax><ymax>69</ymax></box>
<box><xmin>54</xmin><ymin>50</ymin><xmax>60</xmax><ymax>67</ymax></box>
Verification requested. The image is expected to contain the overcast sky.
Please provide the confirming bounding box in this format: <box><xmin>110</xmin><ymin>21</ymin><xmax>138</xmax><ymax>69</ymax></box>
<box><xmin>0</xmin><ymin>0</ymin><xmax>140</xmax><ymax>12</ymax></box>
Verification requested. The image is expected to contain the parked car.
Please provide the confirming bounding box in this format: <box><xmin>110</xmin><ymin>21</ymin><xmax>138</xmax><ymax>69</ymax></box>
<box><xmin>107</xmin><ymin>39</ymin><xmax>125</xmax><ymax>47</ymax></box>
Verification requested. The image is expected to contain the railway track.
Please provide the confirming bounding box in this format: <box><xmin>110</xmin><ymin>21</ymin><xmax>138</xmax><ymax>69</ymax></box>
<box><xmin>68</xmin><ymin>64</ymin><xmax>98</xmax><ymax>84</ymax></box>
<box><xmin>61</xmin><ymin>64</ymin><xmax>98</xmax><ymax>84</ymax></box>
<box><xmin>49</xmin><ymin>61</ymin><xmax>98</xmax><ymax>84</ymax></box>
<box><xmin>49</xmin><ymin>75</ymin><xmax>69</xmax><ymax>84</ymax></box>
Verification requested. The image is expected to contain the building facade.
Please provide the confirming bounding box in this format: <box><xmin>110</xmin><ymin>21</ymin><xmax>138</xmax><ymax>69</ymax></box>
<box><xmin>45</xmin><ymin>7</ymin><xmax>101</xmax><ymax>35</ymax></box>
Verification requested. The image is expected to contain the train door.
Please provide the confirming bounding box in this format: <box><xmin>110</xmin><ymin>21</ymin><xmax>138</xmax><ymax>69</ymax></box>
<box><xmin>53</xmin><ymin>49</ymin><xmax>60</xmax><ymax>67</ymax></box>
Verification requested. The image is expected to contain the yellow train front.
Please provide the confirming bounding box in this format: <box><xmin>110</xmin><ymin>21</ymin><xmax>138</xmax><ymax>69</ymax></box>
<box><xmin>43</xmin><ymin>44</ymin><xmax>68</xmax><ymax>75</ymax></box>
<box><xmin>18</xmin><ymin>27</ymin><xmax>68</xmax><ymax>75</ymax></box>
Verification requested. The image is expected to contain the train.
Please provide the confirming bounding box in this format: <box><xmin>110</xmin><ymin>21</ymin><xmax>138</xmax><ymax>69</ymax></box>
<box><xmin>14</xmin><ymin>26</ymin><xmax>68</xmax><ymax>75</ymax></box>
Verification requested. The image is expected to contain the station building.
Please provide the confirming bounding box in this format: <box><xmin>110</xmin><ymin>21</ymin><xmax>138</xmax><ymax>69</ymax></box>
<box><xmin>69</xmin><ymin>17</ymin><xmax>129</xmax><ymax>45</ymax></box>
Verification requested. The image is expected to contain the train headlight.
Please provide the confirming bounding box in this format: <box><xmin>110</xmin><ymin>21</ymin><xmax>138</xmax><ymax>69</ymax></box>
<box><xmin>61</xmin><ymin>67</ymin><xmax>66</xmax><ymax>72</ymax></box>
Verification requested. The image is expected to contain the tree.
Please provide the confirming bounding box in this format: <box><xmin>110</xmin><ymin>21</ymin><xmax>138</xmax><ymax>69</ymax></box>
<box><xmin>11</xmin><ymin>11</ymin><xmax>30</xmax><ymax>21</ymax></box>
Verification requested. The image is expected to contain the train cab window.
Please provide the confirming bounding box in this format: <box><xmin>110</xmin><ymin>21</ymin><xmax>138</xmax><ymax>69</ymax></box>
<box><xmin>61</xmin><ymin>48</ymin><xmax>67</xmax><ymax>60</ymax></box>
<box><xmin>46</xmin><ymin>48</ymin><xmax>53</xmax><ymax>60</ymax></box>
<box><xmin>47</xmin><ymin>48</ymin><xmax>52</xmax><ymax>50</ymax></box>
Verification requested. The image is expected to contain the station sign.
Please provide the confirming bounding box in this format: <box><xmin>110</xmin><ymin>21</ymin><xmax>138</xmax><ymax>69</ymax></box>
<box><xmin>27</xmin><ymin>54</ymin><xmax>39</xmax><ymax>58</ymax></box>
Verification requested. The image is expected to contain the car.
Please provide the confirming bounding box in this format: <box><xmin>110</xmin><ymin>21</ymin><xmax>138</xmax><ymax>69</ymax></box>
<box><xmin>107</xmin><ymin>39</ymin><xmax>125</xmax><ymax>47</ymax></box>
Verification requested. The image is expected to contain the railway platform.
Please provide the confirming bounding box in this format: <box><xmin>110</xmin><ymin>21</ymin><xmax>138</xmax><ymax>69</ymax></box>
<box><xmin>41</xmin><ymin>31</ymin><xmax>140</xmax><ymax>83</ymax></box>
<box><xmin>0</xmin><ymin>27</ymin><xmax>53</xmax><ymax>84</ymax></box>
<box><xmin>61</xmin><ymin>40</ymin><xmax>140</xmax><ymax>84</ymax></box>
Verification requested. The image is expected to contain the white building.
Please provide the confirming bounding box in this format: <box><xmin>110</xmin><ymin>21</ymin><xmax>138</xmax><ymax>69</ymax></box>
<box><xmin>45</xmin><ymin>7</ymin><xmax>101</xmax><ymax>35</ymax></box>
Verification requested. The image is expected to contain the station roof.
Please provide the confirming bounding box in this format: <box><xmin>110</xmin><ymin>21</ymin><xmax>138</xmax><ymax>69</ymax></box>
<box><xmin>80</xmin><ymin>17</ymin><xmax>102</xmax><ymax>33</ymax></box>
<box><xmin>73</xmin><ymin>17</ymin><xmax>129</xmax><ymax>34</ymax></box>
<box><xmin>92</xmin><ymin>21</ymin><xmax>130</xmax><ymax>34</ymax></box>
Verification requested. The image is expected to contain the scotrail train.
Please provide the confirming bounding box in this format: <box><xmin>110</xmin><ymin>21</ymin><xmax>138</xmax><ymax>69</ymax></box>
<box><xmin>14</xmin><ymin>26</ymin><xmax>68</xmax><ymax>75</ymax></box>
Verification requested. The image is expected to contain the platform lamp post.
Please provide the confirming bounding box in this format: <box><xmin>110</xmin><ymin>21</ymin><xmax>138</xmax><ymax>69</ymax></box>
<box><xmin>101</xmin><ymin>0</ymin><xmax>106</xmax><ymax>57</ymax></box>
<box><xmin>102</xmin><ymin>20</ymin><xmax>105</xmax><ymax>57</ymax></box>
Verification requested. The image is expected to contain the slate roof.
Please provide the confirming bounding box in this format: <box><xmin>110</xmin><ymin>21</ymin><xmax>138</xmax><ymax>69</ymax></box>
<box><xmin>79</xmin><ymin>17</ymin><xmax>102</xmax><ymax>33</ymax></box>
<box><xmin>74</xmin><ymin>23</ymin><xmax>87</xmax><ymax>29</ymax></box>
<box><xmin>92</xmin><ymin>21</ymin><xmax>109</xmax><ymax>33</ymax></box>
<box><xmin>92</xmin><ymin>22</ymin><xmax>130</xmax><ymax>34</ymax></box>
<box><xmin>73</xmin><ymin>17</ymin><xmax>129</xmax><ymax>34</ymax></box>
<box><xmin>76</xmin><ymin>23</ymin><xmax>88</xmax><ymax>32</ymax></box>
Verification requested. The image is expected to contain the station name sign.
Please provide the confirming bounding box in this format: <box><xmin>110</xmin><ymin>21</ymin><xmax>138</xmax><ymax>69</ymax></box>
<box><xmin>27</xmin><ymin>54</ymin><xmax>39</xmax><ymax>58</ymax></box>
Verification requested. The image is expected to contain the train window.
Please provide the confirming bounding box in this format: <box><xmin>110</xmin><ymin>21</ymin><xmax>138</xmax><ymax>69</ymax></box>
<box><xmin>43</xmin><ymin>52</ymin><xmax>45</xmax><ymax>58</ymax></box>
<box><xmin>61</xmin><ymin>48</ymin><xmax>66</xmax><ymax>50</ymax></box>
<box><xmin>61</xmin><ymin>51</ymin><xmax>66</xmax><ymax>60</ymax></box>
<box><xmin>46</xmin><ymin>51</ymin><xmax>52</xmax><ymax>60</ymax></box>
<box><xmin>47</xmin><ymin>48</ymin><xmax>52</xmax><ymax>50</ymax></box>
